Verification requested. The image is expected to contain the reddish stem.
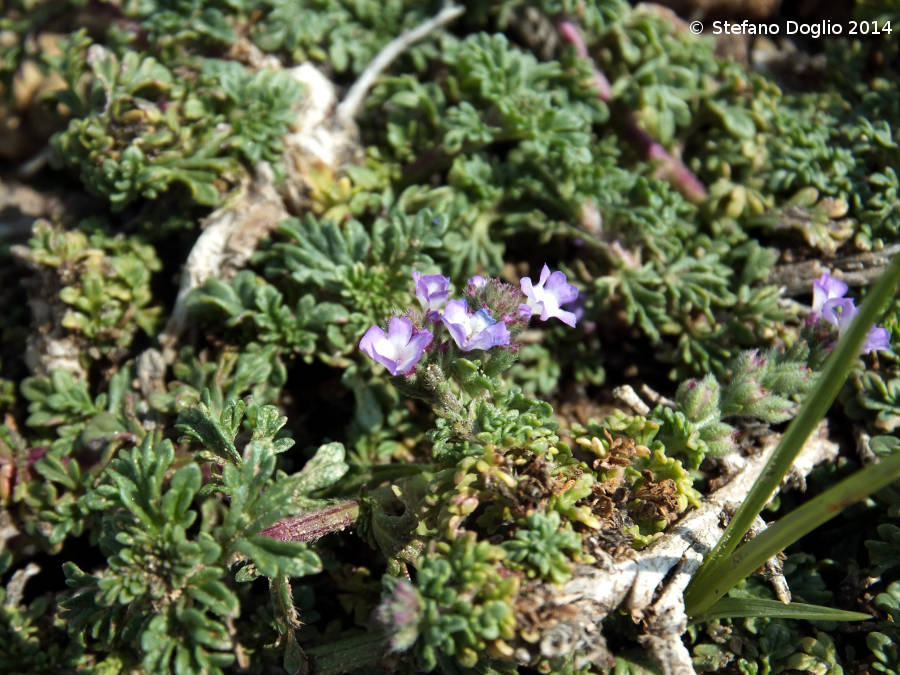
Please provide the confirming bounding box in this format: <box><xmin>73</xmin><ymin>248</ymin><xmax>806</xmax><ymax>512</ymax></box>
<box><xmin>260</xmin><ymin>500</ymin><xmax>360</xmax><ymax>543</ymax></box>
<box><xmin>623</xmin><ymin>120</ymin><xmax>709</xmax><ymax>204</ymax></box>
<box><xmin>557</xmin><ymin>19</ymin><xmax>612</xmax><ymax>101</ymax></box>
<box><xmin>556</xmin><ymin>17</ymin><xmax>707</xmax><ymax>203</ymax></box>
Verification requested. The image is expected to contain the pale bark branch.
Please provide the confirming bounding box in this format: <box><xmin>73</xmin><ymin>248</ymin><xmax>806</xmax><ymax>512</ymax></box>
<box><xmin>336</xmin><ymin>4</ymin><xmax>465</xmax><ymax>125</ymax></box>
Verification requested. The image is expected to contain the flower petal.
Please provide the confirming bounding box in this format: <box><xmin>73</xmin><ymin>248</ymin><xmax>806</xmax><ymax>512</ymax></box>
<box><xmin>361</xmin><ymin>318</ymin><xmax>430</xmax><ymax>375</ymax></box>
<box><xmin>465</xmin><ymin>320</ymin><xmax>510</xmax><ymax>351</ymax></box>
<box><xmin>441</xmin><ymin>299</ymin><xmax>509</xmax><ymax>351</ymax></box>
<box><xmin>387</xmin><ymin>316</ymin><xmax>413</xmax><ymax>345</ymax></box>
<box><xmin>359</xmin><ymin>325</ymin><xmax>386</xmax><ymax>359</ymax></box>
<box><xmin>395</xmin><ymin>329</ymin><xmax>433</xmax><ymax>374</ymax></box>
<box><xmin>538</xmin><ymin>264</ymin><xmax>550</xmax><ymax>285</ymax></box>
<box><xmin>821</xmin><ymin>297</ymin><xmax>854</xmax><ymax>329</ymax></box>
<box><xmin>863</xmin><ymin>326</ymin><xmax>891</xmax><ymax>353</ymax></box>
<box><xmin>412</xmin><ymin>272</ymin><xmax>450</xmax><ymax>314</ymax></box>
<box><xmin>812</xmin><ymin>273</ymin><xmax>848</xmax><ymax>317</ymax></box>
<box><xmin>441</xmin><ymin>299</ymin><xmax>471</xmax><ymax>349</ymax></box>
<box><xmin>554</xmin><ymin>309</ymin><xmax>577</xmax><ymax>328</ymax></box>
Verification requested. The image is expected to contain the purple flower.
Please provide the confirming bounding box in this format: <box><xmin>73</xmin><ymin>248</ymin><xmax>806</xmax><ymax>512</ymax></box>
<box><xmin>829</xmin><ymin>297</ymin><xmax>857</xmax><ymax>334</ymax></box>
<box><xmin>376</xmin><ymin>578</ymin><xmax>421</xmax><ymax>652</ymax></box>
<box><xmin>811</xmin><ymin>272</ymin><xmax>848</xmax><ymax>325</ymax></box>
<box><xmin>441</xmin><ymin>299</ymin><xmax>510</xmax><ymax>351</ymax></box>
<box><xmin>864</xmin><ymin>326</ymin><xmax>891</xmax><ymax>353</ymax></box>
<box><xmin>520</xmin><ymin>264</ymin><xmax>579</xmax><ymax>327</ymax></box>
<box><xmin>817</xmin><ymin>295</ymin><xmax>890</xmax><ymax>354</ymax></box>
<box><xmin>467</xmin><ymin>275</ymin><xmax>487</xmax><ymax>289</ymax></box>
<box><xmin>412</xmin><ymin>271</ymin><xmax>450</xmax><ymax>317</ymax></box>
<box><xmin>359</xmin><ymin>317</ymin><xmax>432</xmax><ymax>375</ymax></box>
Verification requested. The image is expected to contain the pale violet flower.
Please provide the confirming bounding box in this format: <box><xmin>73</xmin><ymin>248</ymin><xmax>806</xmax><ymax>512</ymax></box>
<box><xmin>467</xmin><ymin>275</ymin><xmax>487</xmax><ymax>289</ymax></box>
<box><xmin>520</xmin><ymin>264</ymin><xmax>579</xmax><ymax>327</ymax></box>
<box><xmin>829</xmin><ymin>297</ymin><xmax>891</xmax><ymax>354</ymax></box>
<box><xmin>412</xmin><ymin>271</ymin><xmax>450</xmax><ymax>317</ymax></box>
<box><xmin>359</xmin><ymin>317</ymin><xmax>432</xmax><ymax>375</ymax></box>
<box><xmin>864</xmin><ymin>326</ymin><xmax>891</xmax><ymax>353</ymax></box>
<box><xmin>441</xmin><ymin>299</ymin><xmax>510</xmax><ymax>351</ymax></box>
<box><xmin>828</xmin><ymin>297</ymin><xmax>856</xmax><ymax>333</ymax></box>
<box><xmin>811</xmin><ymin>272</ymin><xmax>849</xmax><ymax>325</ymax></box>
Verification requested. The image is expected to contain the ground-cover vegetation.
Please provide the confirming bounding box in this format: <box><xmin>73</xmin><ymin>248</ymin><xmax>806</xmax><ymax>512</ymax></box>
<box><xmin>1</xmin><ymin>0</ymin><xmax>900</xmax><ymax>672</ymax></box>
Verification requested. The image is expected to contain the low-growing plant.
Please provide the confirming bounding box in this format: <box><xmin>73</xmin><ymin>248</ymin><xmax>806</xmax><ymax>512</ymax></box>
<box><xmin>2</xmin><ymin>0</ymin><xmax>900</xmax><ymax>672</ymax></box>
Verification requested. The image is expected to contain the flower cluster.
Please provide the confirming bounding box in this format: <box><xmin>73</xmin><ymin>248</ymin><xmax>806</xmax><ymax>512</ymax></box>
<box><xmin>809</xmin><ymin>272</ymin><xmax>890</xmax><ymax>354</ymax></box>
<box><xmin>359</xmin><ymin>266</ymin><xmax>579</xmax><ymax>375</ymax></box>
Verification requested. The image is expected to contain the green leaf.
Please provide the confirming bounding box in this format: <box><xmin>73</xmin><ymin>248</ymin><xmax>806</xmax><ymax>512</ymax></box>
<box><xmin>176</xmin><ymin>397</ymin><xmax>242</xmax><ymax>463</ymax></box>
<box><xmin>187</xmin><ymin>578</ymin><xmax>240</xmax><ymax>619</ymax></box>
<box><xmin>283</xmin><ymin>633</ymin><xmax>307</xmax><ymax>675</ymax></box>
<box><xmin>34</xmin><ymin>452</ymin><xmax>80</xmax><ymax>490</ymax></box>
<box><xmin>295</xmin><ymin>442</ymin><xmax>349</xmax><ymax>495</ymax></box>
<box><xmin>234</xmin><ymin>563</ymin><xmax>260</xmax><ymax>583</ymax></box>
<box><xmin>160</xmin><ymin>464</ymin><xmax>202</xmax><ymax>524</ymax></box>
<box><xmin>696</xmin><ymin>597</ymin><xmax>871</xmax><ymax>622</ymax></box>
<box><xmin>177</xmin><ymin>607</ymin><xmax>232</xmax><ymax>650</ymax></box>
<box><xmin>708</xmin><ymin>101</ymin><xmax>756</xmax><ymax>139</ymax></box>
<box><xmin>232</xmin><ymin>536</ymin><xmax>322</xmax><ymax>578</ymax></box>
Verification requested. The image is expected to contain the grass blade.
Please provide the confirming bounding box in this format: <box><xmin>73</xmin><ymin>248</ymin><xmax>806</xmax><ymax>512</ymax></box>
<box><xmin>684</xmin><ymin>253</ymin><xmax>900</xmax><ymax>617</ymax></box>
<box><xmin>688</xmin><ymin>448</ymin><xmax>900</xmax><ymax>616</ymax></box>
<box><xmin>695</xmin><ymin>597</ymin><xmax>871</xmax><ymax>622</ymax></box>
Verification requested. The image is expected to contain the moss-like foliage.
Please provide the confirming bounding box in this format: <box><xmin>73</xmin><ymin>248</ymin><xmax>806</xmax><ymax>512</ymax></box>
<box><xmin>50</xmin><ymin>32</ymin><xmax>302</xmax><ymax>208</ymax></box>
<box><xmin>17</xmin><ymin>220</ymin><xmax>162</xmax><ymax>361</ymax></box>
<box><xmin>379</xmin><ymin>533</ymin><xmax>519</xmax><ymax>671</ymax></box>
<box><xmin>1</xmin><ymin>0</ymin><xmax>900</xmax><ymax>672</ymax></box>
<box><xmin>501</xmin><ymin>511</ymin><xmax>581</xmax><ymax>584</ymax></box>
